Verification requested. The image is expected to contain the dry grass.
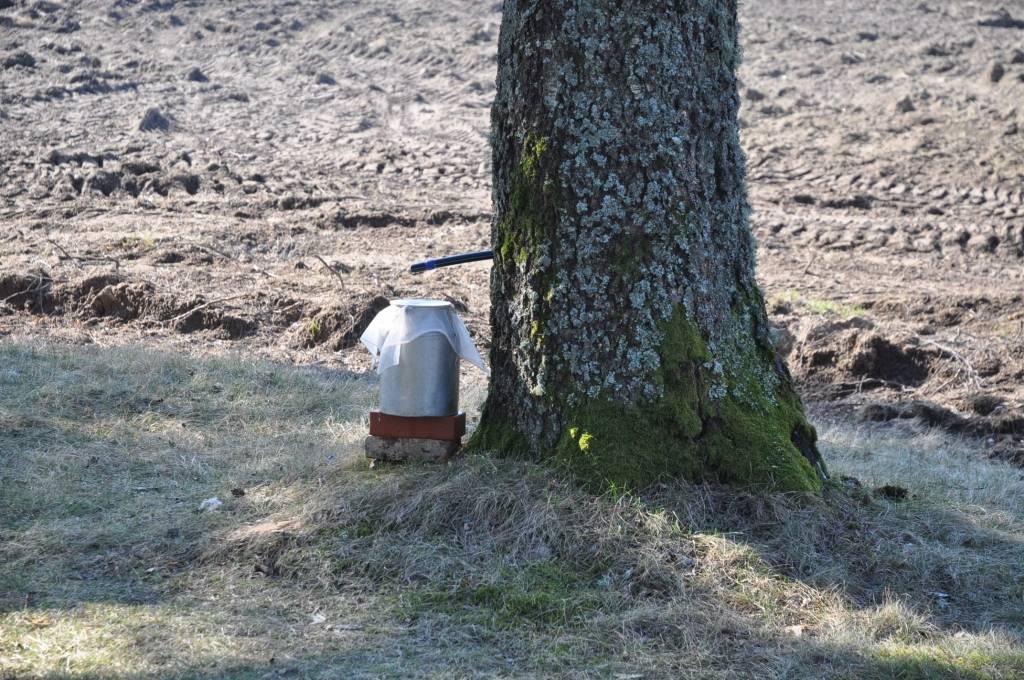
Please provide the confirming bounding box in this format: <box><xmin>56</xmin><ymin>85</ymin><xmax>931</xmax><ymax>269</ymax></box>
<box><xmin>1</xmin><ymin>340</ymin><xmax>1022</xmax><ymax>679</ymax></box>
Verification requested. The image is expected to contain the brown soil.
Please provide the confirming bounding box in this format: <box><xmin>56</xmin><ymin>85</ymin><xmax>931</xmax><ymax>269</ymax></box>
<box><xmin>1</xmin><ymin>0</ymin><xmax>1022</xmax><ymax>464</ymax></box>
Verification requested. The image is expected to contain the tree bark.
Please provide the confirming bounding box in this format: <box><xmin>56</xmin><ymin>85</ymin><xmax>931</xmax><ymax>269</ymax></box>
<box><xmin>470</xmin><ymin>0</ymin><xmax>828</xmax><ymax>492</ymax></box>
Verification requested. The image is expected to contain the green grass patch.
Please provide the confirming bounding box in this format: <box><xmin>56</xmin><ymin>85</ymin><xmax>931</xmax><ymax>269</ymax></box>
<box><xmin>869</xmin><ymin>646</ymin><xmax>1024</xmax><ymax>680</ymax></box>
<box><xmin>404</xmin><ymin>563</ymin><xmax>607</xmax><ymax>630</ymax></box>
<box><xmin>773</xmin><ymin>289</ymin><xmax>869</xmax><ymax>319</ymax></box>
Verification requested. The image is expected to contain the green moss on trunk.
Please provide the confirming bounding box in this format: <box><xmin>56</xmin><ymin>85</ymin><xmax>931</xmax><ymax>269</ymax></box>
<box><xmin>473</xmin><ymin>307</ymin><xmax>824</xmax><ymax>494</ymax></box>
<box><xmin>496</xmin><ymin>133</ymin><xmax>557</xmax><ymax>268</ymax></box>
<box><xmin>467</xmin><ymin>412</ymin><xmax>532</xmax><ymax>459</ymax></box>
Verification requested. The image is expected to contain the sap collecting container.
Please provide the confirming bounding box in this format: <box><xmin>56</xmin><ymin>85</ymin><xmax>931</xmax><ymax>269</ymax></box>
<box><xmin>360</xmin><ymin>299</ymin><xmax>486</xmax><ymax>418</ymax></box>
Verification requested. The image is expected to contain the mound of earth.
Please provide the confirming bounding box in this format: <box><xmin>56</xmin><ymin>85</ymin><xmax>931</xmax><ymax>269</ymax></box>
<box><xmin>0</xmin><ymin>269</ymin><xmax>256</xmax><ymax>339</ymax></box>
<box><xmin>860</xmin><ymin>400</ymin><xmax>970</xmax><ymax>432</ymax></box>
<box><xmin>0</xmin><ymin>270</ymin><xmax>54</xmax><ymax>312</ymax></box>
<box><xmin>290</xmin><ymin>295</ymin><xmax>390</xmax><ymax>351</ymax></box>
<box><xmin>89</xmin><ymin>281</ymin><xmax>254</xmax><ymax>338</ymax></box>
<box><xmin>785</xmin><ymin>317</ymin><xmax>938</xmax><ymax>389</ymax></box>
<box><xmin>90</xmin><ymin>281</ymin><xmax>155</xmax><ymax>320</ymax></box>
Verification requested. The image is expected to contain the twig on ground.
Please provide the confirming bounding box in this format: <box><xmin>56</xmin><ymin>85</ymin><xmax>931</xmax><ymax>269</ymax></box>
<box><xmin>314</xmin><ymin>255</ymin><xmax>346</xmax><ymax>288</ymax></box>
<box><xmin>48</xmin><ymin>240</ymin><xmax>121</xmax><ymax>270</ymax></box>
<box><xmin>275</xmin><ymin>301</ymin><xmax>304</xmax><ymax>315</ymax></box>
<box><xmin>1</xmin><ymin>283</ymin><xmax>47</xmax><ymax>305</ymax></box>
<box><xmin>801</xmin><ymin>256</ymin><xmax>816</xmax><ymax>276</ymax></box>
<box><xmin>252</xmin><ymin>265</ymin><xmax>280</xmax><ymax>279</ymax></box>
<box><xmin>48</xmin><ymin>240</ymin><xmax>80</xmax><ymax>268</ymax></box>
<box><xmin>190</xmin><ymin>242</ymin><xmax>235</xmax><ymax>261</ymax></box>
<box><xmin>921</xmin><ymin>339</ymin><xmax>982</xmax><ymax>392</ymax></box>
<box><xmin>189</xmin><ymin>241</ymin><xmax>279</xmax><ymax>279</ymax></box>
<box><xmin>837</xmin><ymin>377</ymin><xmax>915</xmax><ymax>397</ymax></box>
<box><xmin>166</xmin><ymin>293</ymin><xmax>248</xmax><ymax>325</ymax></box>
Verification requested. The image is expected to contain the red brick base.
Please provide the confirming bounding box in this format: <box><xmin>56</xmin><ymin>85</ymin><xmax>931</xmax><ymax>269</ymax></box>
<box><xmin>369</xmin><ymin>412</ymin><xmax>466</xmax><ymax>441</ymax></box>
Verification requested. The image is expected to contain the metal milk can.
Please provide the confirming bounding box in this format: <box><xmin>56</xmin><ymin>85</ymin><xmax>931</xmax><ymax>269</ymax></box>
<box><xmin>378</xmin><ymin>299</ymin><xmax>460</xmax><ymax>417</ymax></box>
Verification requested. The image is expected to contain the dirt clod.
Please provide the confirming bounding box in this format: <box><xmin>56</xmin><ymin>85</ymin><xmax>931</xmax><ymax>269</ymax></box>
<box><xmin>977</xmin><ymin>9</ymin><xmax>1024</xmax><ymax>29</ymax></box>
<box><xmin>139</xmin><ymin>107</ymin><xmax>171</xmax><ymax>132</ymax></box>
<box><xmin>874</xmin><ymin>485</ymin><xmax>909</xmax><ymax>501</ymax></box>
<box><xmin>169</xmin><ymin>173</ymin><xmax>200</xmax><ymax>195</ymax></box>
<box><xmin>174</xmin><ymin>310</ymin><xmax>254</xmax><ymax>338</ymax></box>
<box><xmin>122</xmin><ymin>160</ymin><xmax>161</xmax><ymax>175</ymax></box>
<box><xmin>84</xmin><ymin>170</ymin><xmax>121</xmax><ymax>196</ymax></box>
<box><xmin>152</xmin><ymin>251</ymin><xmax>185</xmax><ymax>264</ymax></box>
<box><xmin>3</xmin><ymin>51</ymin><xmax>36</xmax><ymax>69</ymax></box>
<box><xmin>845</xmin><ymin>333</ymin><xmax>932</xmax><ymax>386</ymax></box>
<box><xmin>988</xmin><ymin>61</ymin><xmax>1006</xmax><ymax>84</ymax></box>
<box><xmin>72</xmin><ymin>273</ymin><xmax>125</xmax><ymax>299</ymax></box>
<box><xmin>895</xmin><ymin>96</ymin><xmax>915</xmax><ymax>113</ymax></box>
<box><xmin>91</xmin><ymin>282</ymin><xmax>154</xmax><ymax>320</ymax></box>
<box><xmin>791</xmin><ymin>319</ymin><xmax>937</xmax><ymax>389</ymax></box>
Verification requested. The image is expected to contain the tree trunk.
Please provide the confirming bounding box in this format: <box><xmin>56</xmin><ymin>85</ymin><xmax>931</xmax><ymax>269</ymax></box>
<box><xmin>470</xmin><ymin>0</ymin><xmax>828</xmax><ymax>492</ymax></box>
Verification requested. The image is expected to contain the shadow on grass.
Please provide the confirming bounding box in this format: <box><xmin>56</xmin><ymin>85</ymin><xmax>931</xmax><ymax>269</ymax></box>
<box><xmin>642</xmin><ymin>483</ymin><xmax>1024</xmax><ymax>634</ymax></box>
<box><xmin>0</xmin><ymin>340</ymin><xmax>372</xmax><ymax>615</ymax></box>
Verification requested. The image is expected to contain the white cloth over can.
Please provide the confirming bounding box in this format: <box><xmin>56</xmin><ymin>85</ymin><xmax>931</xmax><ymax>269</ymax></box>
<box><xmin>360</xmin><ymin>299</ymin><xmax>488</xmax><ymax>375</ymax></box>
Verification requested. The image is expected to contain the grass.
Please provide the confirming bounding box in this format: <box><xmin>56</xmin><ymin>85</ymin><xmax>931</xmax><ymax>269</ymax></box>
<box><xmin>775</xmin><ymin>289</ymin><xmax>870</xmax><ymax>319</ymax></box>
<box><xmin>1</xmin><ymin>340</ymin><xmax>1022</xmax><ymax>678</ymax></box>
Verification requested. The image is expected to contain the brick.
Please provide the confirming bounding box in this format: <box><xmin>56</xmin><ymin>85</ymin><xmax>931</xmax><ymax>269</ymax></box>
<box><xmin>369</xmin><ymin>412</ymin><xmax>466</xmax><ymax>441</ymax></box>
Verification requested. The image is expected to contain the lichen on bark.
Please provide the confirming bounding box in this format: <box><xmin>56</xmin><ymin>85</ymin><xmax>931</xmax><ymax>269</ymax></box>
<box><xmin>471</xmin><ymin>0</ymin><xmax>827</xmax><ymax>492</ymax></box>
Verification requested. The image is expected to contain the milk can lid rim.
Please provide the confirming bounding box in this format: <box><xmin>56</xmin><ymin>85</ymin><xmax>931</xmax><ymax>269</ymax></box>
<box><xmin>389</xmin><ymin>298</ymin><xmax>453</xmax><ymax>309</ymax></box>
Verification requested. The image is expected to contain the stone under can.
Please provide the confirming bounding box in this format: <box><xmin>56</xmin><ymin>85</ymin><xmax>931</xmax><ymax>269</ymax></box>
<box><xmin>378</xmin><ymin>300</ymin><xmax>460</xmax><ymax>417</ymax></box>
